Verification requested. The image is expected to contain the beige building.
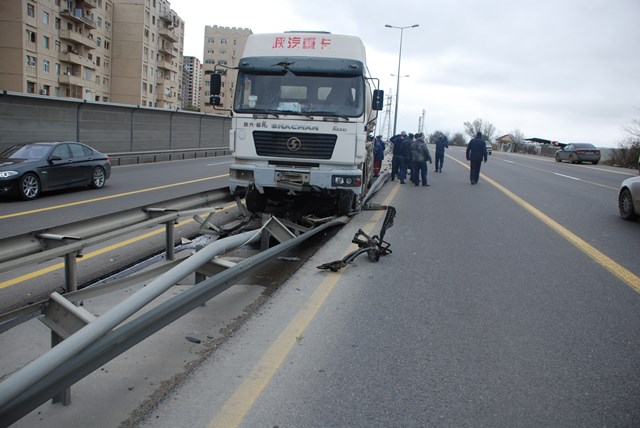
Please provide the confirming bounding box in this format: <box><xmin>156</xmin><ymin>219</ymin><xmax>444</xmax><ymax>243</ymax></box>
<box><xmin>0</xmin><ymin>0</ymin><xmax>114</xmax><ymax>101</ymax></box>
<box><xmin>181</xmin><ymin>55</ymin><xmax>201</xmax><ymax>110</ymax></box>
<box><xmin>0</xmin><ymin>0</ymin><xmax>183</xmax><ymax>108</ymax></box>
<box><xmin>202</xmin><ymin>25</ymin><xmax>251</xmax><ymax>113</ymax></box>
<box><xmin>110</xmin><ymin>0</ymin><xmax>183</xmax><ymax>108</ymax></box>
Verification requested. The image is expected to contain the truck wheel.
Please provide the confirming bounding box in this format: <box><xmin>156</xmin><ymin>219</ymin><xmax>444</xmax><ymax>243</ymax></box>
<box><xmin>245</xmin><ymin>184</ymin><xmax>267</xmax><ymax>212</ymax></box>
<box><xmin>337</xmin><ymin>190</ymin><xmax>355</xmax><ymax>216</ymax></box>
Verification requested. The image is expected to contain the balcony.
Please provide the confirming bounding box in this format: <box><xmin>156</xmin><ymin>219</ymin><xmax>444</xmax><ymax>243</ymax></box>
<box><xmin>59</xmin><ymin>29</ymin><xmax>95</xmax><ymax>49</ymax></box>
<box><xmin>159</xmin><ymin>44</ymin><xmax>175</xmax><ymax>57</ymax></box>
<box><xmin>157</xmin><ymin>59</ymin><xmax>177</xmax><ymax>72</ymax></box>
<box><xmin>59</xmin><ymin>72</ymin><xmax>97</xmax><ymax>89</ymax></box>
<box><xmin>60</xmin><ymin>9</ymin><xmax>95</xmax><ymax>28</ymax></box>
<box><xmin>158</xmin><ymin>27</ymin><xmax>178</xmax><ymax>42</ymax></box>
<box><xmin>79</xmin><ymin>0</ymin><xmax>97</xmax><ymax>9</ymax></box>
<box><xmin>159</xmin><ymin>11</ymin><xmax>172</xmax><ymax>22</ymax></box>
<box><xmin>60</xmin><ymin>51</ymin><xmax>95</xmax><ymax>69</ymax></box>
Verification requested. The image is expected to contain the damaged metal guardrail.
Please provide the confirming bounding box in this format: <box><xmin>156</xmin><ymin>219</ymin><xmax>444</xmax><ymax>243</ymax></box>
<box><xmin>0</xmin><ymin>214</ymin><xmax>348</xmax><ymax>425</ymax></box>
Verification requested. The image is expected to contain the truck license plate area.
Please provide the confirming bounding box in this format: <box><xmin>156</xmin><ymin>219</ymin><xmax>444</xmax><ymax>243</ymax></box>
<box><xmin>276</xmin><ymin>171</ymin><xmax>309</xmax><ymax>190</ymax></box>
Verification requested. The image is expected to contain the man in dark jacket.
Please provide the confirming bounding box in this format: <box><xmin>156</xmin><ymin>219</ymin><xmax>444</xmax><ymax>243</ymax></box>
<box><xmin>434</xmin><ymin>135</ymin><xmax>449</xmax><ymax>172</ymax></box>
<box><xmin>465</xmin><ymin>132</ymin><xmax>487</xmax><ymax>185</ymax></box>
<box><xmin>410</xmin><ymin>133</ymin><xmax>432</xmax><ymax>186</ymax></box>
<box><xmin>389</xmin><ymin>131</ymin><xmax>406</xmax><ymax>182</ymax></box>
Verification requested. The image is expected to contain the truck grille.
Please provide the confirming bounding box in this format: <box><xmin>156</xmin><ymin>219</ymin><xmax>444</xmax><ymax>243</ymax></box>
<box><xmin>253</xmin><ymin>131</ymin><xmax>337</xmax><ymax>160</ymax></box>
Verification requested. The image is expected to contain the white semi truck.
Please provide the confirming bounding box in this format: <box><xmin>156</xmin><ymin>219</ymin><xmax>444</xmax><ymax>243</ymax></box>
<box><xmin>210</xmin><ymin>31</ymin><xmax>383</xmax><ymax>217</ymax></box>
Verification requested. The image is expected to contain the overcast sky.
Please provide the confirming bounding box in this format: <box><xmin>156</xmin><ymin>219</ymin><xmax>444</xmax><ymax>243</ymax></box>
<box><xmin>168</xmin><ymin>0</ymin><xmax>640</xmax><ymax>147</ymax></box>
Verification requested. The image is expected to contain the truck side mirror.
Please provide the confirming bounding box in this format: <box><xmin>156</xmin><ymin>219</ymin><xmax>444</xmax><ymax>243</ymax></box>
<box><xmin>210</xmin><ymin>73</ymin><xmax>222</xmax><ymax>95</ymax></box>
<box><xmin>372</xmin><ymin>89</ymin><xmax>384</xmax><ymax>111</ymax></box>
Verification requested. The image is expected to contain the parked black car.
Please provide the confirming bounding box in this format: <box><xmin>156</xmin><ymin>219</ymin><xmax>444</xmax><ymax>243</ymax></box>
<box><xmin>0</xmin><ymin>142</ymin><xmax>111</xmax><ymax>200</ymax></box>
<box><xmin>554</xmin><ymin>143</ymin><xmax>601</xmax><ymax>164</ymax></box>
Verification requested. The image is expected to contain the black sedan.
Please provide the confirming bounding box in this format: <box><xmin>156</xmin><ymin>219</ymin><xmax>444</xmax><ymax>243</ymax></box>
<box><xmin>554</xmin><ymin>143</ymin><xmax>601</xmax><ymax>164</ymax></box>
<box><xmin>0</xmin><ymin>142</ymin><xmax>111</xmax><ymax>200</ymax></box>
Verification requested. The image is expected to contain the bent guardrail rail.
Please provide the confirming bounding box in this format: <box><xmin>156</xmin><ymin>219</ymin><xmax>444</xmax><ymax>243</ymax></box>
<box><xmin>0</xmin><ymin>215</ymin><xmax>347</xmax><ymax>425</ymax></box>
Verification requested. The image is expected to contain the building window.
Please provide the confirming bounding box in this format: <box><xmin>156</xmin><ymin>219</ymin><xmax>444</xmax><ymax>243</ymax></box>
<box><xmin>55</xmin><ymin>63</ymin><xmax>60</xmax><ymax>75</ymax></box>
<box><xmin>96</xmin><ymin>36</ymin><xmax>101</xmax><ymax>47</ymax></box>
<box><xmin>26</xmin><ymin>55</ymin><xmax>37</xmax><ymax>67</ymax></box>
<box><xmin>27</xmin><ymin>81</ymin><xmax>36</xmax><ymax>94</ymax></box>
<box><xmin>42</xmin><ymin>11</ymin><xmax>49</xmax><ymax>25</ymax></box>
<box><xmin>43</xmin><ymin>60</ymin><xmax>50</xmax><ymax>72</ymax></box>
<box><xmin>55</xmin><ymin>17</ymin><xmax>61</xmax><ymax>29</ymax></box>
<box><xmin>97</xmin><ymin>17</ymin><xmax>102</xmax><ymax>28</ymax></box>
<box><xmin>27</xmin><ymin>3</ymin><xmax>35</xmax><ymax>17</ymax></box>
<box><xmin>43</xmin><ymin>36</ymin><xmax>50</xmax><ymax>49</ymax></box>
<box><xmin>43</xmin><ymin>85</ymin><xmax>50</xmax><ymax>95</ymax></box>
<box><xmin>96</xmin><ymin>56</ymin><xmax>101</xmax><ymax>66</ymax></box>
<box><xmin>207</xmin><ymin>38</ymin><xmax>214</xmax><ymax>44</ymax></box>
<box><xmin>55</xmin><ymin>40</ymin><xmax>61</xmax><ymax>52</ymax></box>
<box><xmin>221</xmin><ymin>38</ymin><xmax>227</xmax><ymax>45</ymax></box>
<box><xmin>104</xmin><ymin>41</ymin><xmax>110</xmax><ymax>50</ymax></box>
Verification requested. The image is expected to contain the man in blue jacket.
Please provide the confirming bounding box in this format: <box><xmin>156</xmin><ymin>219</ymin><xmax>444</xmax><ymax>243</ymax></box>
<box><xmin>465</xmin><ymin>132</ymin><xmax>488</xmax><ymax>185</ymax></box>
<box><xmin>434</xmin><ymin>135</ymin><xmax>449</xmax><ymax>172</ymax></box>
<box><xmin>389</xmin><ymin>131</ymin><xmax>407</xmax><ymax>182</ymax></box>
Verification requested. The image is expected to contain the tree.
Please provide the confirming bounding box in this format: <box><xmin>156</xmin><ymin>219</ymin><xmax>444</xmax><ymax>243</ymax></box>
<box><xmin>427</xmin><ymin>130</ymin><xmax>451</xmax><ymax>145</ymax></box>
<box><xmin>451</xmin><ymin>132</ymin><xmax>466</xmax><ymax>146</ymax></box>
<box><xmin>463</xmin><ymin>118</ymin><xmax>496</xmax><ymax>141</ymax></box>
<box><xmin>511</xmin><ymin>129</ymin><xmax>525</xmax><ymax>145</ymax></box>
<box><xmin>613</xmin><ymin>116</ymin><xmax>640</xmax><ymax>168</ymax></box>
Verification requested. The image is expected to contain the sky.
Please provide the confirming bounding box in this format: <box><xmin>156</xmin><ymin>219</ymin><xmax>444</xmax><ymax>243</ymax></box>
<box><xmin>168</xmin><ymin>0</ymin><xmax>640</xmax><ymax>147</ymax></box>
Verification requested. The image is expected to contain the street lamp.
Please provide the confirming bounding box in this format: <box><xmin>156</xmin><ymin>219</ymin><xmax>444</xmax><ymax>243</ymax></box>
<box><xmin>385</xmin><ymin>24</ymin><xmax>419</xmax><ymax>137</ymax></box>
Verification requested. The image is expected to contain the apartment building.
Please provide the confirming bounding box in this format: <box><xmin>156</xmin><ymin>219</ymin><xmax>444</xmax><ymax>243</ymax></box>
<box><xmin>0</xmin><ymin>0</ymin><xmax>114</xmax><ymax>101</ymax></box>
<box><xmin>110</xmin><ymin>0</ymin><xmax>183</xmax><ymax>108</ymax></box>
<box><xmin>202</xmin><ymin>25</ymin><xmax>252</xmax><ymax>114</ymax></box>
<box><xmin>0</xmin><ymin>0</ymin><xmax>183</xmax><ymax>108</ymax></box>
<box><xmin>181</xmin><ymin>56</ymin><xmax>201</xmax><ymax>110</ymax></box>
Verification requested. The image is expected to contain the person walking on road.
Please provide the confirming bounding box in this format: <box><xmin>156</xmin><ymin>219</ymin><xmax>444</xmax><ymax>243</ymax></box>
<box><xmin>389</xmin><ymin>131</ymin><xmax>406</xmax><ymax>182</ymax></box>
<box><xmin>434</xmin><ymin>135</ymin><xmax>449</xmax><ymax>172</ymax></box>
<box><xmin>410</xmin><ymin>132</ymin><xmax>432</xmax><ymax>186</ymax></box>
<box><xmin>466</xmin><ymin>132</ymin><xmax>488</xmax><ymax>185</ymax></box>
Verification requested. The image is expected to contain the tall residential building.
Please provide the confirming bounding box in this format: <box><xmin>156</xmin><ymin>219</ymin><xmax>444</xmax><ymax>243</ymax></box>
<box><xmin>202</xmin><ymin>25</ymin><xmax>251</xmax><ymax>114</ymax></box>
<box><xmin>110</xmin><ymin>0</ymin><xmax>184</xmax><ymax>108</ymax></box>
<box><xmin>181</xmin><ymin>56</ymin><xmax>201</xmax><ymax>110</ymax></box>
<box><xmin>0</xmin><ymin>0</ymin><xmax>114</xmax><ymax>101</ymax></box>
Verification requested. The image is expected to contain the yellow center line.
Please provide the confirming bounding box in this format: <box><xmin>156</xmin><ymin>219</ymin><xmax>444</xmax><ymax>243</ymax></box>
<box><xmin>0</xmin><ymin>174</ymin><xmax>229</xmax><ymax>220</ymax></box>
<box><xmin>449</xmin><ymin>156</ymin><xmax>640</xmax><ymax>293</ymax></box>
<box><xmin>208</xmin><ymin>185</ymin><xmax>401</xmax><ymax>428</ymax></box>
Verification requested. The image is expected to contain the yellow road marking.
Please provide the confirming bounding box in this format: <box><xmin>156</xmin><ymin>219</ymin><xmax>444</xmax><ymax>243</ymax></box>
<box><xmin>449</xmin><ymin>156</ymin><xmax>640</xmax><ymax>293</ymax></box>
<box><xmin>0</xmin><ymin>202</ymin><xmax>236</xmax><ymax>290</ymax></box>
<box><xmin>208</xmin><ymin>185</ymin><xmax>401</xmax><ymax>428</ymax></box>
<box><xmin>0</xmin><ymin>175</ymin><xmax>228</xmax><ymax>220</ymax></box>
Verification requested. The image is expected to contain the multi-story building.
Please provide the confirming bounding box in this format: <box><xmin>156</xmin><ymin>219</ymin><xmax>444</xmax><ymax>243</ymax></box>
<box><xmin>0</xmin><ymin>0</ymin><xmax>114</xmax><ymax>101</ymax></box>
<box><xmin>202</xmin><ymin>25</ymin><xmax>251</xmax><ymax>114</ymax></box>
<box><xmin>181</xmin><ymin>56</ymin><xmax>201</xmax><ymax>110</ymax></box>
<box><xmin>110</xmin><ymin>0</ymin><xmax>184</xmax><ymax>108</ymax></box>
<box><xmin>0</xmin><ymin>0</ymin><xmax>184</xmax><ymax>108</ymax></box>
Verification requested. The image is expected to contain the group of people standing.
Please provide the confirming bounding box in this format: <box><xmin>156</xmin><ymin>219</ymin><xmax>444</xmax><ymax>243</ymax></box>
<box><xmin>380</xmin><ymin>130</ymin><xmax>488</xmax><ymax>186</ymax></box>
<box><xmin>388</xmin><ymin>131</ymin><xmax>450</xmax><ymax>187</ymax></box>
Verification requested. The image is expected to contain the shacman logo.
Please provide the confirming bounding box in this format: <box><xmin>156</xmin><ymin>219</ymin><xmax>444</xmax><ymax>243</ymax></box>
<box><xmin>272</xmin><ymin>124</ymin><xmax>320</xmax><ymax>131</ymax></box>
<box><xmin>287</xmin><ymin>137</ymin><xmax>302</xmax><ymax>152</ymax></box>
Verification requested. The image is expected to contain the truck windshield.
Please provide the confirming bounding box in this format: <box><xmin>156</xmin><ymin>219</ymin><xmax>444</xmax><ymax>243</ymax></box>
<box><xmin>234</xmin><ymin>71</ymin><xmax>364</xmax><ymax>117</ymax></box>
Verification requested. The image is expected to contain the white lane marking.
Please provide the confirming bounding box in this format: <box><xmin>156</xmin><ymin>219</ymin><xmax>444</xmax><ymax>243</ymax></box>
<box><xmin>206</xmin><ymin>161</ymin><xmax>233</xmax><ymax>166</ymax></box>
<box><xmin>554</xmin><ymin>173</ymin><xmax>581</xmax><ymax>181</ymax></box>
<box><xmin>503</xmin><ymin>160</ymin><xmax>515</xmax><ymax>164</ymax></box>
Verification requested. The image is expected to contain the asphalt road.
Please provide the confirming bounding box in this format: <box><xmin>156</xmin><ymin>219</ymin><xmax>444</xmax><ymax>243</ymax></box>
<box><xmin>0</xmin><ymin>156</ymin><xmax>234</xmax><ymax>239</ymax></box>
<box><xmin>133</xmin><ymin>148</ymin><xmax>639</xmax><ymax>427</ymax></box>
<box><xmin>4</xmin><ymin>148</ymin><xmax>640</xmax><ymax>427</ymax></box>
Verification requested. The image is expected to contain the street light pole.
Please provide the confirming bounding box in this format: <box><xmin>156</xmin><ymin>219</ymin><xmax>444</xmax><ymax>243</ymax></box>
<box><xmin>385</xmin><ymin>24</ymin><xmax>419</xmax><ymax>137</ymax></box>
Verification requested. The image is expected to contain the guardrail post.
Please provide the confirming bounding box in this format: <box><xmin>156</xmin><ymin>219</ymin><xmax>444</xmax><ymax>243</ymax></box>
<box><xmin>165</xmin><ymin>221</ymin><xmax>175</xmax><ymax>261</ymax></box>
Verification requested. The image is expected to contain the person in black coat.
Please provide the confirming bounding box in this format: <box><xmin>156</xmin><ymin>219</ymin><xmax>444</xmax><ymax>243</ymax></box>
<box><xmin>389</xmin><ymin>131</ymin><xmax>406</xmax><ymax>182</ymax></box>
<box><xmin>465</xmin><ymin>132</ymin><xmax>488</xmax><ymax>185</ymax></box>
